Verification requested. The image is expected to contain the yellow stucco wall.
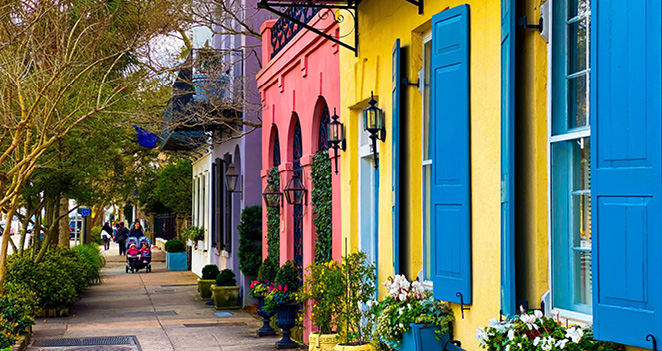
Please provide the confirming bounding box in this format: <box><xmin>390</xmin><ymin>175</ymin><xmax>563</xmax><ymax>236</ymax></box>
<box><xmin>339</xmin><ymin>1</ymin><xmax>501</xmax><ymax>349</ymax></box>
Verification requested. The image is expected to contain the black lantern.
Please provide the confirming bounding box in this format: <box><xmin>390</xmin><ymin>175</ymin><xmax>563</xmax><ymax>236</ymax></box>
<box><xmin>283</xmin><ymin>171</ymin><xmax>307</xmax><ymax>206</ymax></box>
<box><xmin>262</xmin><ymin>176</ymin><xmax>282</xmax><ymax>208</ymax></box>
<box><xmin>327</xmin><ymin>108</ymin><xmax>346</xmax><ymax>174</ymax></box>
<box><xmin>224</xmin><ymin>162</ymin><xmax>242</xmax><ymax>194</ymax></box>
<box><xmin>363</xmin><ymin>91</ymin><xmax>386</xmax><ymax>168</ymax></box>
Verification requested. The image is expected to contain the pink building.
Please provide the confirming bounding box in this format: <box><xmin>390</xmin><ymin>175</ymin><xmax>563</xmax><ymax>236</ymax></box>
<box><xmin>256</xmin><ymin>9</ymin><xmax>342</xmax><ymax>282</ymax></box>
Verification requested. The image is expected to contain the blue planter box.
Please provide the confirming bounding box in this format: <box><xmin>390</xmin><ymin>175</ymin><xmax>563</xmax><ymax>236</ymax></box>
<box><xmin>387</xmin><ymin>323</ymin><xmax>450</xmax><ymax>351</ymax></box>
<box><xmin>166</xmin><ymin>252</ymin><xmax>187</xmax><ymax>271</ymax></box>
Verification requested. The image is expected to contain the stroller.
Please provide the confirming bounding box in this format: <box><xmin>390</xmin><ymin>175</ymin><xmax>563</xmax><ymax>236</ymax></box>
<box><xmin>125</xmin><ymin>236</ymin><xmax>152</xmax><ymax>273</ymax></box>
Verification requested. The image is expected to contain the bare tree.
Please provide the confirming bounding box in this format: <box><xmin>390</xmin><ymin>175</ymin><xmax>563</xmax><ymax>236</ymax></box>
<box><xmin>0</xmin><ymin>0</ymin><xmax>182</xmax><ymax>291</ymax></box>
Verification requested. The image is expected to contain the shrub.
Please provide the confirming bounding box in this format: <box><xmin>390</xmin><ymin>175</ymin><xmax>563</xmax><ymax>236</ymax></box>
<box><xmin>182</xmin><ymin>226</ymin><xmax>204</xmax><ymax>241</ymax></box>
<box><xmin>274</xmin><ymin>260</ymin><xmax>300</xmax><ymax>293</ymax></box>
<box><xmin>89</xmin><ymin>226</ymin><xmax>103</xmax><ymax>245</ymax></box>
<box><xmin>215</xmin><ymin>269</ymin><xmax>237</xmax><ymax>287</ymax></box>
<box><xmin>165</xmin><ymin>239</ymin><xmax>186</xmax><ymax>253</ymax></box>
<box><xmin>44</xmin><ymin>246</ymin><xmax>92</xmax><ymax>294</ymax></box>
<box><xmin>0</xmin><ymin>293</ymin><xmax>36</xmax><ymax>336</ymax></box>
<box><xmin>299</xmin><ymin>260</ymin><xmax>344</xmax><ymax>334</ymax></box>
<box><xmin>0</xmin><ymin>316</ymin><xmax>18</xmax><ymax>349</ymax></box>
<box><xmin>237</xmin><ymin>206</ymin><xmax>262</xmax><ymax>277</ymax></box>
<box><xmin>256</xmin><ymin>256</ymin><xmax>278</xmax><ymax>284</ymax></box>
<box><xmin>73</xmin><ymin>244</ymin><xmax>105</xmax><ymax>284</ymax></box>
<box><xmin>337</xmin><ymin>252</ymin><xmax>376</xmax><ymax>346</ymax></box>
<box><xmin>201</xmin><ymin>264</ymin><xmax>220</xmax><ymax>280</ymax></box>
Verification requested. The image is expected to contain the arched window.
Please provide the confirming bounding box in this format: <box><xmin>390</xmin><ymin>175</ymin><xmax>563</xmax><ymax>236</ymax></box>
<box><xmin>273</xmin><ymin>133</ymin><xmax>281</xmax><ymax>167</ymax></box>
<box><xmin>318</xmin><ymin>105</ymin><xmax>331</xmax><ymax>151</ymax></box>
<box><xmin>292</xmin><ymin>120</ymin><xmax>303</xmax><ymax>277</ymax></box>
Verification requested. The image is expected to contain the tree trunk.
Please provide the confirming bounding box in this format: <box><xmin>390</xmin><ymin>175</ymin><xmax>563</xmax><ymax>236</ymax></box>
<box><xmin>59</xmin><ymin>197</ymin><xmax>70</xmax><ymax>248</ymax></box>
<box><xmin>0</xmin><ymin>199</ymin><xmax>19</xmax><ymax>294</ymax></box>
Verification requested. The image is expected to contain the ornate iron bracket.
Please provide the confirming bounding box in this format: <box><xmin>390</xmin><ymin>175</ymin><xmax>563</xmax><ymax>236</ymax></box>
<box><xmin>455</xmin><ymin>292</ymin><xmax>470</xmax><ymax>319</ymax></box>
<box><xmin>647</xmin><ymin>334</ymin><xmax>657</xmax><ymax>351</ymax></box>
<box><xmin>404</xmin><ymin>0</ymin><xmax>424</xmax><ymax>14</ymax></box>
<box><xmin>258</xmin><ymin>1</ymin><xmax>359</xmax><ymax>56</ymax></box>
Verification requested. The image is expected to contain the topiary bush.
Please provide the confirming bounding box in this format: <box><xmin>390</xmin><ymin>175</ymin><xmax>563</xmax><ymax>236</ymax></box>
<box><xmin>256</xmin><ymin>256</ymin><xmax>278</xmax><ymax>284</ymax></box>
<box><xmin>165</xmin><ymin>239</ymin><xmax>186</xmax><ymax>253</ymax></box>
<box><xmin>274</xmin><ymin>260</ymin><xmax>300</xmax><ymax>293</ymax></box>
<box><xmin>202</xmin><ymin>264</ymin><xmax>220</xmax><ymax>280</ymax></box>
<box><xmin>215</xmin><ymin>269</ymin><xmax>237</xmax><ymax>287</ymax></box>
<box><xmin>237</xmin><ymin>206</ymin><xmax>262</xmax><ymax>277</ymax></box>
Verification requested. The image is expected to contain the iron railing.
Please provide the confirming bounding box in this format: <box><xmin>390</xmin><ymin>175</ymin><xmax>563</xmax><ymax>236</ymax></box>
<box><xmin>270</xmin><ymin>7</ymin><xmax>321</xmax><ymax>58</ymax></box>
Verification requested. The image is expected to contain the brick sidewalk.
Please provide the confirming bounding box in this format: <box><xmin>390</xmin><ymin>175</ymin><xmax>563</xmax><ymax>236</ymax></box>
<box><xmin>27</xmin><ymin>243</ymin><xmax>281</xmax><ymax>351</ymax></box>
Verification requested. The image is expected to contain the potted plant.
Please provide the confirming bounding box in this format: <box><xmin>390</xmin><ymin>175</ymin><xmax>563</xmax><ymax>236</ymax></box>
<box><xmin>475</xmin><ymin>307</ymin><xmax>624</xmax><ymax>351</ymax></box>
<box><xmin>164</xmin><ymin>239</ymin><xmax>187</xmax><ymax>271</ymax></box>
<box><xmin>198</xmin><ymin>264</ymin><xmax>220</xmax><ymax>299</ymax></box>
<box><xmin>264</xmin><ymin>260</ymin><xmax>300</xmax><ymax>349</ymax></box>
<box><xmin>210</xmin><ymin>269</ymin><xmax>241</xmax><ymax>310</ymax></box>
<box><xmin>250</xmin><ymin>257</ymin><xmax>279</xmax><ymax>336</ymax></box>
<box><xmin>299</xmin><ymin>260</ymin><xmax>345</xmax><ymax>351</ymax></box>
<box><xmin>182</xmin><ymin>226</ymin><xmax>204</xmax><ymax>246</ymax></box>
<box><xmin>335</xmin><ymin>252</ymin><xmax>377</xmax><ymax>351</ymax></box>
<box><xmin>373</xmin><ymin>275</ymin><xmax>454</xmax><ymax>351</ymax></box>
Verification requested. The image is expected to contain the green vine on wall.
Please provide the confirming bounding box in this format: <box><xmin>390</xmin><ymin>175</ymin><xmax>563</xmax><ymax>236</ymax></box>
<box><xmin>266</xmin><ymin>167</ymin><xmax>280</xmax><ymax>265</ymax></box>
<box><xmin>237</xmin><ymin>206</ymin><xmax>262</xmax><ymax>277</ymax></box>
<box><xmin>312</xmin><ymin>150</ymin><xmax>332</xmax><ymax>263</ymax></box>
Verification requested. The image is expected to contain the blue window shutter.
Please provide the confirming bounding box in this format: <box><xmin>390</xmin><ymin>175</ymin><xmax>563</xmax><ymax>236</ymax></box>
<box><xmin>392</xmin><ymin>38</ymin><xmax>401</xmax><ymax>275</ymax></box>
<box><xmin>500</xmin><ymin>0</ymin><xmax>516</xmax><ymax>317</ymax></box>
<box><xmin>211</xmin><ymin>160</ymin><xmax>217</xmax><ymax>248</ymax></box>
<box><xmin>430</xmin><ymin>4</ymin><xmax>472</xmax><ymax>305</ymax></box>
<box><xmin>592</xmin><ymin>0</ymin><xmax>662</xmax><ymax>347</ymax></box>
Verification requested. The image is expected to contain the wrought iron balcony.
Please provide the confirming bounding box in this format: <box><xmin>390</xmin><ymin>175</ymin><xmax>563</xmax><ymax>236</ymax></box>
<box><xmin>269</xmin><ymin>7</ymin><xmax>321</xmax><ymax>58</ymax></box>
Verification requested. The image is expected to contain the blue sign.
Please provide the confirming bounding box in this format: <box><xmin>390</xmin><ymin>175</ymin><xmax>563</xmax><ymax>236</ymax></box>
<box><xmin>80</xmin><ymin>208</ymin><xmax>91</xmax><ymax>217</ymax></box>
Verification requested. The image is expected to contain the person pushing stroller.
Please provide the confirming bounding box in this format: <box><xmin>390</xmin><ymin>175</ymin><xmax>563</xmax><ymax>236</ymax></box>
<box><xmin>125</xmin><ymin>236</ymin><xmax>152</xmax><ymax>273</ymax></box>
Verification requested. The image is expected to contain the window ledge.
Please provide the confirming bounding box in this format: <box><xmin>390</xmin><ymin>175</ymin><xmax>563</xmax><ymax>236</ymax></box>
<box><xmin>551</xmin><ymin>308</ymin><xmax>593</xmax><ymax>327</ymax></box>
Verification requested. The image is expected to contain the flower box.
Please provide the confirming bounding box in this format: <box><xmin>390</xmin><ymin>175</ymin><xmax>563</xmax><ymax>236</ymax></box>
<box><xmin>386</xmin><ymin>323</ymin><xmax>450</xmax><ymax>351</ymax></box>
<box><xmin>166</xmin><ymin>252</ymin><xmax>187</xmax><ymax>271</ymax></box>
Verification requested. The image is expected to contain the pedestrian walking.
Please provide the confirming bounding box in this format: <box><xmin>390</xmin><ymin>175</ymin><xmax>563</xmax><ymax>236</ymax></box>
<box><xmin>101</xmin><ymin>221</ymin><xmax>113</xmax><ymax>251</ymax></box>
<box><xmin>115</xmin><ymin>222</ymin><xmax>129</xmax><ymax>255</ymax></box>
<box><xmin>128</xmin><ymin>221</ymin><xmax>144</xmax><ymax>238</ymax></box>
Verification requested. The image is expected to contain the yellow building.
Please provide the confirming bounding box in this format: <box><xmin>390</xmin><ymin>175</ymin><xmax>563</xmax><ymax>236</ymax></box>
<box><xmin>337</xmin><ymin>0</ymin><xmax>660</xmax><ymax>350</ymax></box>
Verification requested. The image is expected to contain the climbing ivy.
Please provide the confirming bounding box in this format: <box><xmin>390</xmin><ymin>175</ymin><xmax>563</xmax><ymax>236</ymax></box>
<box><xmin>312</xmin><ymin>150</ymin><xmax>332</xmax><ymax>263</ymax></box>
<box><xmin>266</xmin><ymin>167</ymin><xmax>281</xmax><ymax>265</ymax></box>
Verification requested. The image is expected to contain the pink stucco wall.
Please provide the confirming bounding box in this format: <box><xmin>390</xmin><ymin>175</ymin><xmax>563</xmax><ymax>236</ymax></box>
<box><xmin>256</xmin><ymin>15</ymin><xmax>342</xmax><ymax>282</ymax></box>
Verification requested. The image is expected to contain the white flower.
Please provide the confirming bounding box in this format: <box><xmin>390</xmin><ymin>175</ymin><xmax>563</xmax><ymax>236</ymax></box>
<box><xmin>533</xmin><ymin>310</ymin><xmax>543</xmax><ymax>320</ymax></box>
<box><xmin>507</xmin><ymin>329</ymin><xmax>515</xmax><ymax>341</ymax></box>
<box><xmin>541</xmin><ymin>337</ymin><xmax>554</xmax><ymax>351</ymax></box>
<box><xmin>520</xmin><ymin>313</ymin><xmax>539</xmax><ymax>330</ymax></box>
<box><xmin>505</xmin><ymin>345</ymin><xmax>510</xmax><ymax>351</ymax></box>
<box><xmin>556</xmin><ymin>338</ymin><xmax>570</xmax><ymax>349</ymax></box>
<box><xmin>399</xmin><ymin>293</ymin><xmax>407</xmax><ymax>301</ymax></box>
<box><xmin>565</xmin><ymin>326</ymin><xmax>584</xmax><ymax>343</ymax></box>
<box><xmin>475</xmin><ymin>327</ymin><xmax>489</xmax><ymax>346</ymax></box>
<box><xmin>533</xmin><ymin>337</ymin><xmax>541</xmax><ymax>346</ymax></box>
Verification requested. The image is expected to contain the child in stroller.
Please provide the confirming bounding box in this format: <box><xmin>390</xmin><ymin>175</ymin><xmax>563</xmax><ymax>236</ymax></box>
<box><xmin>125</xmin><ymin>236</ymin><xmax>152</xmax><ymax>273</ymax></box>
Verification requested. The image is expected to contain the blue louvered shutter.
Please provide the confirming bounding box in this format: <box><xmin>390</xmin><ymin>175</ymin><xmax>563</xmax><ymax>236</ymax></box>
<box><xmin>392</xmin><ymin>38</ymin><xmax>402</xmax><ymax>275</ymax></box>
<box><xmin>500</xmin><ymin>0</ymin><xmax>516</xmax><ymax>316</ymax></box>
<box><xmin>211</xmin><ymin>160</ymin><xmax>217</xmax><ymax>249</ymax></box>
<box><xmin>430</xmin><ymin>4</ymin><xmax>472</xmax><ymax>305</ymax></box>
<box><xmin>592</xmin><ymin>0</ymin><xmax>662</xmax><ymax>348</ymax></box>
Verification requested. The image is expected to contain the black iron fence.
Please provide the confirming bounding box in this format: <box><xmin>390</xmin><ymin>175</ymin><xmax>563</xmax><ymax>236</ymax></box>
<box><xmin>155</xmin><ymin>214</ymin><xmax>177</xmax><ymax>240</ymax></box>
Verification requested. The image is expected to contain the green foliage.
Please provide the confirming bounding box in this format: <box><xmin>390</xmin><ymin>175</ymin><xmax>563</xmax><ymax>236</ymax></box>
<box><xmin>274</xmin><ymin>260</ymin><xmax>300</xmax><ymax>293</ymax></box>
<box><xmin>0</xmin><ymin>317</ymin><xmax>18</xmax><ymax>349</ymax></box>
<box><xmin>181</xmin><ymin>226</ymin><xmax>204</xmax><ymax>241</ymax></box>
<box><xmin>256</xmin><ymin>256</ymin><xmax>279</xmax><ymax>283</ymax></box>
<box><xmin>3</xmin><ymin>245</ymin><xmax>102</xmax><ymax>310</ymax></box>
<box><xmin>165</xmin><ymin>239</ymin><xmax>186</xmax><ymax>253</ymax></box>
<box><xmin>123</xmin><ymin>204</ymin><xmax>134</xmax><ymax>223</ymax></box>
<box><xmin>311</xmin><ymin>150</ymin><xmax>333</xmax><ymax>263</ymax></box>
<box><xmin>476</xmin><ymin>312</ymin><xmax>624</xmax><ymax>351</ymax></box>
<box><xmin>215</xmin><ymin>269</ymin><xmax>237</xmax><ymax>287</ymax></box>
<box><xmin>237</xmin><ymin>206</ymin><xmax>262</xmax><ymax>277</ymax></box>
<box><xmin>155</xmin><ymin>160</ymin><xmax>193</xmax><ymax>216</ymax></box>
<box><xmin>0</xmin><ymin>282</ymin><xmax>38</xmax><ymax>348</ymax></box>
<box><xmin>266</xmin><ymin>167</ymin><xmax>280</xmax><ymax>265</ymax></box>
<box><xmin>89</xmin><ymin>226</ymin><xmax>103</xmax><ymax>245</ymax></box>
<box><xmin>338</xmin><ymin>252</ymin><xmax>376</xmax><ymax>346</ymax></box>
<box><xmin>299</xmin><ymin>260</ymin><xmax>344</xmax><ymax>334</ymax></box>
<box><xmin>201</xmin><ymin>264</ymin><xmax>220</xmax><ymax>280</ymax></box>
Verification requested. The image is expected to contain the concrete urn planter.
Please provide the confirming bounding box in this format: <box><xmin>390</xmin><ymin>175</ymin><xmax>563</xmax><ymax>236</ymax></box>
<box><xmin>210</xmin><ymin>284</ymin><xmax>241</xmax><ymax>310</ymax></box>
<box><xmin>197</xmin><ymin>279</ymin><xmax>215</xmax><ymax>299</ymax></box>
<box><xmin>308</xmin><ymin>332</ymin><xmax>338</xmax><ymax>351</ymax></box>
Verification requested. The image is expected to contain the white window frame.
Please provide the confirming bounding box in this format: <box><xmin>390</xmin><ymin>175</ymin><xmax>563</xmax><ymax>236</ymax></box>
<box><xmin>419</xmin><ymin>31</ymin><xmax>433</xmax><ymax>287</ymax></box>
<box><xmin>546</xmin><ymin>0</ymin><xmax>593</xmax><ymax>325</ymax></box>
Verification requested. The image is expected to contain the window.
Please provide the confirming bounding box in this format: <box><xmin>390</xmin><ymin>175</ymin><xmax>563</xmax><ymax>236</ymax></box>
<box><xmin>550</xmin><ymin>0</ymin><xmax>591</xmax><ymax>315</ymax></box>
<box><xmin>421</xmin><ymin>33</ymin><xmax>432</xmax><ymax>282</ymax></box>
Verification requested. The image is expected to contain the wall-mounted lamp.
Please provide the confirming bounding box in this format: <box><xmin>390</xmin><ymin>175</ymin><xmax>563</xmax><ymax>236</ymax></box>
<box><xmin>224</xmin><ymin>163</ymin><xmax>243</xmax><ymax>198</ymax></box>
<box><xmin>283</xmin><ymin>171</ymin><xmax>307</xmax><ymax>206</ymax></box>
<box><xmin>363</xmin><ymin>91</ymin><xmax>386</xmax><ymax>168</ymax></box>
<box><xmin>262</xmin><ymin>176</ymin><xmax>282</xmax><ymax>208</ymax></box>
<box><xmin>327</xmin><ymin>108</ymin><xmax>346</xmax><ymax>174</ymax></box>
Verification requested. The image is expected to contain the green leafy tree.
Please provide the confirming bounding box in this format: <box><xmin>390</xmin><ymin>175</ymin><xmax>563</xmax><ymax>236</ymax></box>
<box><xmin>154</xmin><ymin>160</ymin><xmax>192</xmax><ymax>233</ymax></box>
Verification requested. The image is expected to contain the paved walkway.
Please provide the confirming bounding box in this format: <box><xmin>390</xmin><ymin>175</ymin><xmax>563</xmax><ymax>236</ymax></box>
<box><xmin>27</xmin><ymin>243</ymin><xmax>281</xmax><ymax>351</ymax></box>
